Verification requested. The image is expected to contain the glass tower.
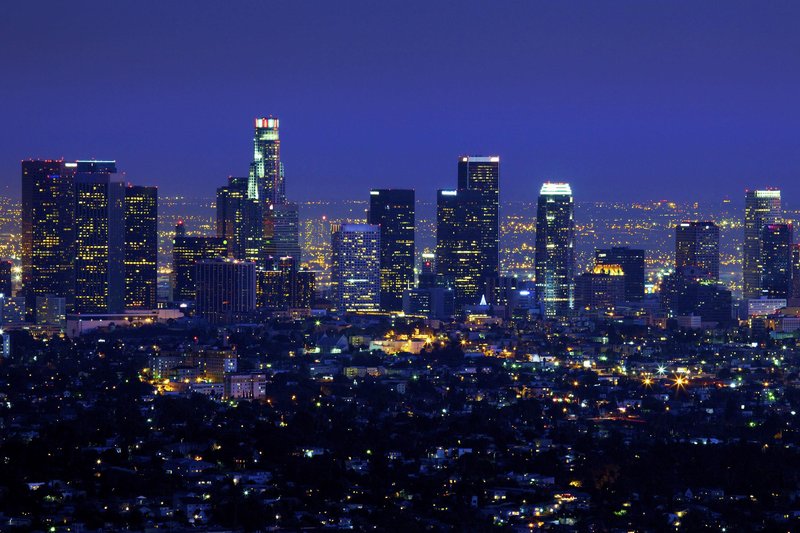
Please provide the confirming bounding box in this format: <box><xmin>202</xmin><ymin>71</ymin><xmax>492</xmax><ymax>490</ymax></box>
<box><xmin>436</xmin><ymin>189</ymin><xmax>482</xmax><ymax>309</ymax></box>
<box><xmin>744</xmin><ymin>189</ymin><xmax>781</xmax><ymax>298</ymax></box>
<box><xmin>124</xmin><ymin>185</ymin><xmax>158</xmax><ymax>309</ymax></box>
<box><xmin>760</xmin><ymin>223</ymin><xmax>793</xmax><ymax>299</ymax></box>
<box><xmin>216</xmin><ymin>176</ymin><xmax>263</xmax><ymax>264</ymax></box>
<box><xmin>535</xmin><ymin>182</ymin><xmax>575</xmax><ymax>317</ymax></box>
<box><xmin>21</xmin><ymin>160</ymin><xmax>76</xmax><ymax>318</ymax></box>
<box><xmin>457</xmin><ymin>156</ymin><xmax>499</xmax><ymax>283</ymax></box>
<box><xmin>172</xmin><ymin>220</ymin><xmax>228</xmax><ymax>302</ymax></box>
<box><xmin>248</xmin><ymin>117</ymin><xmax>282</xmax><ymax>205</ymax></box>
<box><xmin>330</xmin><ymin>223</ymin><xmax>381</xmax><ymax>312</ymax></box>
<box><xmin>675</xmin><ymin>221</ymin><xmax>720</xmax><ymax>281</ymax></box>
<box><xmin>595</xmin><ymin>247</ymin><xmax>645</xmax><ymax>301</ymax></box>
<box><xmin>74</xmin><ymin>160</ymin><xmax>125</xmax><ymax>314</ymax></box>
<box><xmin>368</xmin><ymin>189</ymin><xmax>415</xmax><ymax>312</ymax></box>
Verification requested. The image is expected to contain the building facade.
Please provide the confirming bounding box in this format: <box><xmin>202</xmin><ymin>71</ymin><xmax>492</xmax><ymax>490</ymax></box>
<box><xmin>744</xmin><ymin>189</ymin><xmax>781</xmax><ymax>299</ymax></box>
<box><xmin>195</xmin><ymin>259</ymin><xmax>257</xmax><ymax>324</ymax></box>
<box><xmin>534</xmin><ymin>183</ymin><xmax>575</xmax><ymax>317</ymax></box>
<box><xmin>124</xmin><ymin>185</ymin><xmax>158</xmax><ymax>309</ymax></box>
<box><xmin>675</xmin><ymin>221</ymin><xmax>719</xmax><ymax>281</ymax></box>
<box><xmin>595</xmin><ymin>247</ymin><xmax>645</xmax><ymax>301</ymax></box>
<box><xmin>760</xmin><ymin>223</ymin><xmax>793</xmax><ymax>299</ymax></box>
<box><xmin>368</xmin><ymin>189</ymin><xmax>415</xmax><ymax>312</ymax></box>
<box><xmin>331</xmin><ymin>224</ymin><xmax>381</xmax><ymax>312</ymax></box>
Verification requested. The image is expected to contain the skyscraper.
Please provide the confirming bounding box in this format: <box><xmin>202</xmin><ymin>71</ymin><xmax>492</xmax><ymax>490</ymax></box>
<box><xmin>124</xmin><ymin>185</ymin><xmax>158</xmax><ymax>309</ymax></box>
<box><xmin>675</xmin><ymin>221</ymin><xmax>720</xmax><ymax>281</ymax></box>
<box><xmin>330</xmin><ymin>224</ymin><xmax>381</xmax><ymax>312</ymax></box>
<box><xmin>21</xmin><ymin>160</ymin><xmax>76</xmax><ymax>317</ymax></box>
<box><xmin>792</xmin><ymin>244</ymin><xmax>800</xmax><ymax>302</ymax></box>
<box><xmin>595</xmin><ymin>247</ymin><xmax>645</xmax><ymax>301</ymax></box>
<box><xmin>744</xmin><ymin>189</ymin><xmax>781</xmax><ymax>298</ymax></box>
<box><xmin>760</xmin><ymin>223</ymin><xmax>793</xmax><ymax>299</ymax></box>
<box><xmin>195</xmin><ymin>258</ymin><xmax>257</xmax><ymax>324</ymax></box>
<box><xmin>368</xmin><ymin>189</ymin><xmax>415</xmax><ymax>312</ymax></box>
<box><xmin>457</xmin><ymin>156</ymin><xmax>499</xmax><ymax>283</ymax></box>
<box><xmin>436</xmin><ymin>189</ymin><xmax>482</xmax><ymax>309</ymax></box>
<box><xmin>575</xmin><ymin>264</ymin><xmax>626</xmax><ymax>313</ymax></box>
<box><xmin>535</xmin><ymin>182</ymin><xmax>575</xmax><ymax>317</ymax></box>
<box><xmin>216</xmin><ymin>176</ymin><xmax>262</xmax><ymax>263</ymax></box>
<box><xmin>74</xmin><ymin>160</ymin><xmax>125</xmax><ymax>314</ymax></box>
<box><xmin>270</xmin><ymin>202</ymin><xmax>302</xmax><ymax>265</ymax></box>
<box><xmin>248</xmin><ymin>117</ymin><xmax>282</xmax><ymax>204</ymax></box>
<box><xmin>172</xmin><ymin>221</ymin><xmax>228</xmax><ymax>302</ymax></box>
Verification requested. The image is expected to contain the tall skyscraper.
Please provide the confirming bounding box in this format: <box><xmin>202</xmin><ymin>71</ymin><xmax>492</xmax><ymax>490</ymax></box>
<box><xmin>595</xmin><ymin>247</ymin><xmax>645</xmax><ymax>301</ymax></box>
<box><xmin>248</xmin><ymin>117</ymin><xmax>282</xmax><ymax>204</ymax></box>
<box><xmin>792</xmin><ymin>244</ymin><xmax>800</xmax><ymax>302</ymax></box>
<box><xmin>270</xmin><ymin>202</ymin><xmax>302</xmax><ymax>265</ymax></box>
<box><xmin>675</xmin><ymin>221</ymin><xmax>719</xmax><ymax>281</ymax></box>
<box><xmin>535</xmin><ymin>182</ymin><xmax>575</xmax><ymax>317</ymax></box>
<box><xmin>216</xmin><ymin>176</ymin><xmax>262</xmax><ymax>263</ymax></box>
<box><xmin>575</xmin><ymin>264</ymin><xmax>626</xmax><ymax>313</ymax></box>
<box><xmin>21</xmin><ymin>160</ymin><xmax>76</xmax><ymax>317</ymax></box>
<box><xmin>368</xmin><ymin>189</ymin><xmax>415</xmax><ymax>312</ymax></box>
<box><xmin>124</xmin><ymin>185</ymin><xmax>158</xmax><ymax>309</ymax></box>
<box><xmin>457</xmin><ymin>156</ymin><xmax>499</xmax><ymax>283</ymax></box>
<box><xmin>172</xmin><ymin>221</ymin><xmax>228</xmax><ymax>302</ymax></box>
<box><xmin>195</xmin><ymin>258</ymin><xmax>257</xmax><ymax>324</ymax></box>
<box><xmin>436</xmin><ymin>189</ymin><xmax>482</xmax><ymax>309</ymax></box>
<box><xmin>760</xmin><ymin>223</ymin><xmax>793</xmax><ymax>299</ymax></box>
<box><xmin>330</xmin><ymin>224</ymin><xmax>381</xmax><ymax>312</ymax></box>
<box><xmin>744</xmin><ymin>189</ymin><xmax>781</xmax><ymax>298</ymax></box>
<box><xmin>74</xmin><ymin>160</ymin><xmax>125</xmax><ymax>314</ymax></box>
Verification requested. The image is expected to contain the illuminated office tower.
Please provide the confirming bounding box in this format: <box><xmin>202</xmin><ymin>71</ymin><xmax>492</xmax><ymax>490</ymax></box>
<box><xmin>457</xmin><ymin>156</ymin><xmax>499</xmax><ymax>283</ymax></box>
<box><xmin>248</xmin><ymin>117</ymin><xmax>282</xmax><ymax>205</ymax></box>
<box><xmin>21</xmin><ymin>160</ymin><xmax>75</xmax><ymax>317</ymax></box>
<box><xmin>436</xmin><ymin>189</ymin><xmax>482</xmax><ymax>309</ymax></box>
<box><xmin>74</xmin><ymin>160</ymin><xmax>125</xmax><ymax>314</ymax></box>
<box><xmin>195</xmin><ymin>258</ymin><xmax>256</xmax><ymax>324</ymax></box>
<box><xmin>0</xmin><ymin>260</ymin><xmax>11</xmax><ymax>297</ymax></box>
<box><xmin>595</xmin><ymin>247</ymin><xmax>645</xmax><ymax>301</ymax></box>
<box><xmin>271</xmin><ymin>202</ymin><xmax>302</xmax><ymax>265</ymax></box>
<box><xmin>675</xmin><ymin>221</ymin><xmax>719</xmax><ymax>281</ymax></box>
<box><xmin>793</xmin><ymin>244</ymin><xmax>800</xmax><ymax>301</ymax></box>
<box><xmin>760</xmin><ymin>223</ymin><xmax>793</xmax><ymax>299</ymax></box>
<box><xmin>744</xmin><ymin>189</ymin><xmax>781</xmax><ymax>298</ymax></box>
<box><xmin>534</xmin><ymin>182</ymin><xmax>575</xmax><ymax>317</ymax></box>
<box><xmin>331</xmin><ymin>224</ymin><xmax>381</xmax><ymax>312</ymax></box>
<box><xmin>124</xmin><ymin>185</ymin><xmax>158</xmax><ymax>309</ymax></box>
<box><xmin>575</xmin><ymin>264</ymin><xmax>626</xmax><ymax>313</ymax></box>
<box><xmin>368</xmin><ymin>189</ymin><xmax>415</xmax><ymax>312</ymax></box>
<box><xmin>216</xmin><ymin>176</ymin><xmax>262</xmax><ymax>263</ymax></box>
<box><xmin>172</xmin><ymin>221</ymin><xmax>228</xmax><ymax>302</ymax></box>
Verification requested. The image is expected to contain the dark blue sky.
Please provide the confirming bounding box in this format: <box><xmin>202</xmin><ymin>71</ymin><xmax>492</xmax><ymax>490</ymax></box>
<box><xmin>2</xmin><ymin>1</ymin><xmax>799</xmax><ymax>204</ymax></box>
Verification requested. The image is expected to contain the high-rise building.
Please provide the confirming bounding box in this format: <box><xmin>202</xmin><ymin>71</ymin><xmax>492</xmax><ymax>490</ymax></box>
<box><xmin>760</xmin><ymin>223</ymin><xmax>793</xmax><ymax>299</ymax></box>
<box><xmin>661</xmin><ymin>266</ymin><xmax>733</xmax><ymax>326</ymax></box>
<box><xmin>744</xmin><ymin>189</ymin><xmax>781</xmax><ymax>298</ymax></box>
<box><xmin>195</xmin><ymin>258</ymin><xmax>257</xmax><ymax>324</ymax></box>
<box><xmin>675</xmin><ymin>221</ymin><xmax>720</xmax><ymax>281</ymax></box>
<box><xmin>368</xmin><ymin>189</ymin><xmax>415</xmax><ymax>312</ymax></box>
<box><xmin>124</xmin><ymin>185</ymin><xmax>158</xmax><ymax>309</ymax></box>
<box><xmin>595</xmin><ymin>247</ymin><xmax>645</xmax><ymax>301</ymax></box>
<box><xmin>270</xmin><ymin>202</ymin><xmax>302</xmax><ymax>265</ymax></box>
<box><xmin>258</xmin><ymin>256</ymin><xmax>315</xmax><ymax>311</ymax></box>
<box><xmin>21</xmin><ymin>160</ymin><xmax>75</xmax><ymax>317</ymax></box>
<box><xmin>0</xmin><ymin>260</ymin><xmax>11</xmax><ymax>298</ymax></box>
<box><xmin>535</xmin><ymin>182</ymin><xmax>575</xmax><ymax>317</ymax></box>
<box><xmin>792</xmin><ymin>244</ymin><xmax>800</xmax><ymax>302</ymax></box>
<box><xmin>172</xmin><ymin>221</ymin><xmax>228</xmax><ymax>302</ymax></box>
<box><xmin>74</xmin><ymin>161</ymin><xmax>125</xmax><ymax>314</ymax></box>
<box><xmin>575</xmin><ymin>265</ymin><xmax>626</xmax><ymax>313</ymax></box>
<box><xmin>331</xmin><ymin>224</ymin><xmax>381</xmax><ymax>312</ymax></box>
<box><xmin>248</xmin><ymin>117</ymin><xmax>282</xmax><ymax>205</ymax></box>
<box><xmin>216</xmin><ymin>176</ymin><xmax>262</xmax><ymax>263</ymax></box>
<box><xmin>457</xmin><ymin>156</ymin><xmax>499</xmax><ymax>284</ymax></box>
<box><xmin>436</xmin><ymin>189</ymin><xmax>482</xmax><ymax>309</ymax></box>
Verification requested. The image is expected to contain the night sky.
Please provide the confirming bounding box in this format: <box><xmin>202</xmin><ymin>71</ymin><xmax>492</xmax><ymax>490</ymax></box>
<box><xmin>2</xmin><ymin>1</ymin><xmax>799</xmax><ymax>204</ymax></box>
